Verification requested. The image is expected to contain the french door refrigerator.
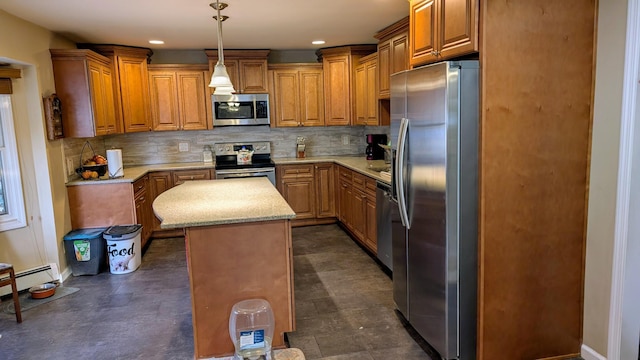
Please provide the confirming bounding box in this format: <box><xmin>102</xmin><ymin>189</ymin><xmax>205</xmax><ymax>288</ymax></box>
<box><xmin>390</xmin><ymin>61</ymin><xmax>479</xmax><ymax>360</ymax></box>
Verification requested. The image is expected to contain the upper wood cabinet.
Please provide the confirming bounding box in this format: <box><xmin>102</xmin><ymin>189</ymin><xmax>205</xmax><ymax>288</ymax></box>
<box><xmin>410</xmin><ymin>0</ymin><xmax>478</xmax><ymax>67</ymax></box>
<box><xmin>354</xmin><ymin>53</ymin><xmax>378</xmax><ymax>126</ymax></box>
<box><xmin>375</xmin><ymin>17</ymin><xmax>409</xmax><ymax>99</ymax></box>
<box><xmin>82</xmin><ymin>45</ymin><xmax>154</xmax><ymax>133</ymax></box>
<box><xmin>269</xmin><ymin>63</ymin><xmax>324</xmax><ymax>127</ymax></box>
<box><xmin>148</xmin><ymin>64</ymin><xmax>211</xmax><ymax>131</ymax></box>
<box><xmin>316</xmin><ymin>45</ymin><xmax>377</xmax><ymax>126</ymax></box>
<box><xmin>205</xmin><ymin>50</ymin><xmax>270</xmax><ymax>93</ymax></box>
<box><xmin>50</xmin><ymin>49</ymin><xmax>119</xmax><ymax>137</ymax></box>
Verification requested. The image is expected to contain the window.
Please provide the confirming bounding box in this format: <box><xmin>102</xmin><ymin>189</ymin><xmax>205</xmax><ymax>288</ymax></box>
<box><xmin>0</xmin><ymin>95</ymin><xmax>26</xmax><ymax>231</ymax></box>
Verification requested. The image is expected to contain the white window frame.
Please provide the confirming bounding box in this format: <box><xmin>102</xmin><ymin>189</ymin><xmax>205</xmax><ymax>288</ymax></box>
<box><xmin>0</xmin><ymin>95</ymin><xmax>26</xmax><ymax>231</ymax></box>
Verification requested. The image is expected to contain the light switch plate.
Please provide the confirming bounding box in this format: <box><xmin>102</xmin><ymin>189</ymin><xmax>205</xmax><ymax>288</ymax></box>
<box><xmin>179</xmin><ymin>142</ymin><xmax>189</xmax><ymax>152</ymax></box>
<box><xmin>341</xmin><ymin>135</ymin><xmax>350</xmax><ymax>145</ymax></box>
<box><xmin>66</xmin><ymin>158</ymin><xmax>75</xmax><ymax>176</ymax></box>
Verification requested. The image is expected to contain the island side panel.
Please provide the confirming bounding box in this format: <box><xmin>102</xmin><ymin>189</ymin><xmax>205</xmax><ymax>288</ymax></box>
<box><xmin>67</xmin><ymin>183</ymin><xmax>136</xmax><ymax>229</ymax></box>
<box><xmin>185</xmin><ymin>219</ymin><xmax>294</xmax><ymax>359</ymax></box>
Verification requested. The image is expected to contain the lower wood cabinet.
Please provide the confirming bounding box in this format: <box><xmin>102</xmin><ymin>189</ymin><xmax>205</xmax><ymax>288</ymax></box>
<box><xmin>336</xmin><ymin>165</ymin><xmax>377</xmax><ymax>253</ymax></box>
<box><xmin>68</xmin><ymin>168</ymin><xmax>215</xmax><ymax>249</ymax></box>
<box><xmin>277</xmin><ymin>163</ymin><xmax>336</xmax><ymax>226</ymax></box>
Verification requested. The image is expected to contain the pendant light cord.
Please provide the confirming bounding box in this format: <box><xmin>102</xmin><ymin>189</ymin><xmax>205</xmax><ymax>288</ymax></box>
<box><xmin>216</xmin><ymin>0</ymin><xmax>224</xmax><ymax>65</ymax></box>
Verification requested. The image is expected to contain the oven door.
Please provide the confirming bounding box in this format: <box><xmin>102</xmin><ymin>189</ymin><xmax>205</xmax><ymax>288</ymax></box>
<box><xmin>215</xmin><ymin>168</ymin><xmax>276</xmax><ymax>186</ymax></box>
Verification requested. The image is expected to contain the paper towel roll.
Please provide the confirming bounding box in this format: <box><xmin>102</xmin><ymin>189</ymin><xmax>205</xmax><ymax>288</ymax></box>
<box><xmin>107</xmin><ymin>149</ymin><xmax>124</xmax><ymax>178</ymax></box>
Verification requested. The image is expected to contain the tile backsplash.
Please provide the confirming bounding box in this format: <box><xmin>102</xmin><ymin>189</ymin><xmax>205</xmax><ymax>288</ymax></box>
<box><xmin>63</xmin><ymin>126</ymin><xmax>389</xmax><ymax>180</ymax></box>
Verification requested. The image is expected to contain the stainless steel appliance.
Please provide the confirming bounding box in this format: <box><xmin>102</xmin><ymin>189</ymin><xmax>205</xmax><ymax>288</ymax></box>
<box><xmin>391</xmin><ymin>61</ymin><xmax>479</xmax><ymax>360</ymax></box>
<box><xmin>214</xmin><ymin>141</ymin><xmax>276</xmax><ymax>186</ymax></box>
<box><xmin>212</xmin><ymin>94</ymin><xmax>270</xmax><ymax>126</ymax></box>
<box><xmin>376</xmin><ymin>181</ymin><xmax>392</xmax><ymax>271</ymax></box>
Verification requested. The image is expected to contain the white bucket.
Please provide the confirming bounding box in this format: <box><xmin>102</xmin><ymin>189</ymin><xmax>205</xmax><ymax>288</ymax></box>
<box><xmin>103</xmin><ymin>225</ymin><xmax>142</xmax><ymax>274</ymax></box>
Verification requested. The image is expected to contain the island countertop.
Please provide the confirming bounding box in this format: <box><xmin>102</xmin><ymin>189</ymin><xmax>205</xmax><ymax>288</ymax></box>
<box><xmin>153</xmin><ymin>177</ymin><xmax>296</xmax><ymax>229</ymax></box>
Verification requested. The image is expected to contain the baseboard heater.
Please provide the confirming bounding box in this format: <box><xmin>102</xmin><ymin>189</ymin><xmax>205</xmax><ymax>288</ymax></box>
<box><xmin>0</xmin><ymin>264</ymin><xmax>58</xmax><ymax>297</ymax></box>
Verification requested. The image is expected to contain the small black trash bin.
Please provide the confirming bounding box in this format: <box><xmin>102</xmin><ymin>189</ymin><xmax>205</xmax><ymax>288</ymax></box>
<box><xmin>63</xmin><ymin>228</ymin><xmax>108</xmax><ymax>276</ymax></box>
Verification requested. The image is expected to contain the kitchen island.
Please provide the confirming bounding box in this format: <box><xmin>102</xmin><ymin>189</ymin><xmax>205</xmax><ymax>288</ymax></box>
<box><xmin>153</xmin><ymin>178</ymin><xmax>296</xmax><ymax>359</ymax></box>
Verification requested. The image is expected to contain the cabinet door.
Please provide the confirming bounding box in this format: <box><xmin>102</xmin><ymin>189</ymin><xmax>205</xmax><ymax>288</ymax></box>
<box><xmin>364</xmin><ymin>195</ymin><xmax>377</xmax><ymax>253</ymax></box>
<box><xmin>323</xmin><ymin>55</ymin><xmax>352</xmax><ymax>126</ymax></box>
<box><xmin>177</xmin><ymin>71</ymin><xmax>209</xmax><ymax>130</ymax></box>
<box><xmin>315</xmin><ymin>163</ymin><xmax>335</xmax><ymax>218</ymax></box>
<box><xmin>351</xmin><ymin>187</ymin><xmax>366</xmax><ymax>243</ymax></box>
<box><xmin>239</xmin><ymin>59</ymin><xmax>268</xmax><ymax>93</ymax></box>
<box><xmin>338</xmin><ymin>178</ymin><xmax>352</xmax><ymax>227</ymax></box>
<box><xmin>377</xmin><ymin>41</ymin><xmax>391</xmax><ymax>99</ymax></box>
<box><xmin>365</xmin><ymin>60</ymin><xmax>378</xmax><ymax>125</ymax></box>
<box><xmin>281</xmin><ymin>177</ymin><xmax>316</xmax><ymax>220</ymax></box>
<box><xmin>149</xmin><ymin>71</ymin><xmax>179</xmax><ymax>131</ymax></box>
<box><xmin>173</xmin><ymin>169</ymin><xmax>212</xmax><ymax>186</ymax></box>
<box><xmin>438</xmin><ymin>0</ymin><xmax>478</xmax><ymax>60</ymax></box>
<box><xmin>88</xmin><ymin>61</ymin><xmax>109</xmax><ymax>136</ymax></box>
<box><xmin>149</xmin><ymin>171</ymin><xmax>173</xmax><ymax>231</ymax></box>
<box><xmin>101</xmin><ymin>65</ymin><xmax>119</xmax><ymax>134</ymax></box>
<box><xmin>118</xmin><ymin>55</ymin><xmax>152</xmax><ymax>132</ymax></box>
<box><xmin>299</xmin><ymin>70</ymin><xmax>325</xmax><ymax>126</ymax></box>
<box><xmin>410</xmin><ymin>0</ymin><xmax>438</xmax><ymax>66</ymax></box>
<box><xmin>354</xmin><ymin>63</ymin><xmax>367</xmax><ymax>126</ymax></box>
<box><xmin>272</xmin><ymin>70</ymin><xmax>300</xmax><ymax>127</ymax></box>
<box><xmin>391</xmin><ymin>32</ymin><xmax>409</xmax><ymax>74</ymax></box>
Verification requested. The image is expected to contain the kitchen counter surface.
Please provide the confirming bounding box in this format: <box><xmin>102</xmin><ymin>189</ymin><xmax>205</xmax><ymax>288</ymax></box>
<box><xmin>66</xmin><ymin>156</ymin><xmax>391</xmax><ymax>186</ymax></box>
<box><xmin>66</xmin><ymin>162</ymin><xmax>215</xmax><ymax>186</ymax></box>
<box><xmin>274</xmin><ymin>156</ymin><xmax>391</xmax><ymax>184</ymax></box>
<box><xmin>152</xmin><ymin>177</ymin><xmax>296</xmax><ymax>229</ymax></box>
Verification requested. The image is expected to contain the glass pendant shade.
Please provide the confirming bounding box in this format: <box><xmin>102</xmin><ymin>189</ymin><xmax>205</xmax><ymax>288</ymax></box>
<box><xmin>209</xmin><ymin>63</ymin><xmax>236</xmax><ymax>94</ymax></box>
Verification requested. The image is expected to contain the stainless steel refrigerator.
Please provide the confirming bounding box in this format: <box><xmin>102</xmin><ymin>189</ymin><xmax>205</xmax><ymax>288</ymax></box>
<box><xmin>390</xmin><ymin>61</ymin><xmax>478</xmax><ymax>360</ymax></box>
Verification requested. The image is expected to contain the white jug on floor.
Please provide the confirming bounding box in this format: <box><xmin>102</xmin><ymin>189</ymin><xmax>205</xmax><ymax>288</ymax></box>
<box><xmin>229</xmin><ymin>299</ymin><xmax>275</xmax><ymax>360</ymax></box>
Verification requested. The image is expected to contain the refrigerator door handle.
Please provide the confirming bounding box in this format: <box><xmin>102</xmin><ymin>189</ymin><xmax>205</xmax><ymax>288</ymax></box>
<box><xmin>396</xmin><ymin>117</ymin><xmax>410</xmax><ymax>229</ymax></box>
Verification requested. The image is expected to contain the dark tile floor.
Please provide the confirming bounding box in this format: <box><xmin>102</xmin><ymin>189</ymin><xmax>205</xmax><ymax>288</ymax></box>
<box><xmin>0</xmin><ymin>224</ymin><xmax>432</xmax><ymax>360</ymax></box>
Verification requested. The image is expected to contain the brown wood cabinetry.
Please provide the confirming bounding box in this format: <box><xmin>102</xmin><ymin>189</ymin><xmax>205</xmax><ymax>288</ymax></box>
<box><xmin>133</xmin><ymin>175</ymin><xmax>153</xmax><ymax>248</ymax></box>
<box><xmin>278</xmin><ymin>164</ymin><xmax>316</xmax><ymax>221</ymax></box>
<box><xmin>277</xmin><ymin>163</ymin><xmax>337</xmax><ymax>226</ymax></box>
<box><xmin>315</xmin><ymin>163</ymin><xmax>336</xmax><ymax>218</ymax></box>
<box><xmin>84</xmin><ymin>45</ymin><xmax>154</xmax><ymax>133</ymax></box>
<box><xmin>409</xmin><ymin>0</ymin><xmax>478</xmax><ymax>67</ymax></box>
<box><xmin>269</xmin><ymin>64</ymin><xmax>324</xmax><ymax>127</ymax></box>
<box><xmin>335</xmin><ymin>166</ymin><xmax>377</xmax><ymax>253</ymax></box>
<box><xmin>172</xmin><ymin>169</ymin><xmax>213</xmax><ymax>185</ymax></box>
<box><xmin>148</xmin><ymin>171</ymin><xmax>173</xmax><ymax>231</ymax></box>
<box><xmin>50</xmin><ymin>49</ymin><xmax>119</xmax><ymax>137</ymax></box>
<box><xmin>354</xmin><ymin>53</ymin><xmax>378</xmax><ymax>126</ymax></box>
<box><xmin>205</xmin><ymin>50</ymin><xmax>270</xmax><ymax>93</ymax></box>
<box><xmin>375</xmin><ymin>17</ymin><xmax>409</xmax><ymax>99</ymax></box>
<box><xmin>316</xmin><ymin>46</ymin><xmax>377</xmax><ymax>126</ymax></box>
<box><xmin>148</xmin><ymin>65</ymin><xmax>210</xmax><ymax>131</ymax></box>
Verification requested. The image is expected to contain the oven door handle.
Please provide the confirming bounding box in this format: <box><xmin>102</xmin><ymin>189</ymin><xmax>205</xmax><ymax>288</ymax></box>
<box><xmin>216</xmin><ymin>168</ymin><xmax>275</xmax><ymax>175</ymax></box>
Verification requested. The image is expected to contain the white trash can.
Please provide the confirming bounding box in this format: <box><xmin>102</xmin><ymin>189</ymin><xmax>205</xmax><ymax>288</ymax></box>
<box><xmin>103</xmin><ymin>224</ymin><xmax>142</xmax><ymax>274</ymax></box>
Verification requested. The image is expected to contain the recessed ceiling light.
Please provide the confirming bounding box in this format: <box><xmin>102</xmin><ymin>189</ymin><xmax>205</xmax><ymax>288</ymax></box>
<box><xmin>149</xmin><ymin>40</ymin><xmax>165</xmax><ymax>45</ymax></box>
<box><xmin>312</xmin><ymin>40</ymin><xmax>325</xmax><ymax>45</ymax></box>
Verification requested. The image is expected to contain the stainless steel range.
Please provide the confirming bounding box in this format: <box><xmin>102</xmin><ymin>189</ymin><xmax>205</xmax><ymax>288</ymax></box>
<box><xmin>214</xmin><ymin>141</ymin><xmax>276</xmax><ymax>186</ymax></box>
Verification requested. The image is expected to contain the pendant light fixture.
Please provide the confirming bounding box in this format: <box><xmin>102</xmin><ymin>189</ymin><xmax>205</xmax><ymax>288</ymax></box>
<box><xmin>208</xmin><ymin>0</ymin><xmax>235</xmax><ymax>94</ymax></box>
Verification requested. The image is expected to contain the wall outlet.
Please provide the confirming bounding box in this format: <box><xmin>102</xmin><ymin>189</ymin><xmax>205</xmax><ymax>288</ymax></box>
<box><xmin>341</xmin><ymin>135</ymin><xmax>350</xmax><ymax>145</ymax></box>
<box><xmin>179</xmin><ymin>142</ymin><xmax>189</xmax><ymax>152</ymax></box>
<box><xmin>66</xmin><ymin>158</ymin><xmax>75</xmax><ymax>176</ymax></box>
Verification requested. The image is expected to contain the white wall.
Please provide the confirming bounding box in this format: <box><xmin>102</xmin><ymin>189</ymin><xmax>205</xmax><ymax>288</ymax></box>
<box><xmin>0</xmin><ymin>10</ymin><xmax>75</xmax><ymax>280</ymax></box>
<box><xmin>583</xmin><ymin>0</ymin><xmax>629</xmax><ymax>356</ymax></box>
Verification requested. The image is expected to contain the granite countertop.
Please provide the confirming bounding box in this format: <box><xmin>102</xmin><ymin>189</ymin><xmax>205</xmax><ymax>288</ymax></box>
<box><xmin>66</xmin><ymin>156</ymin><xmax>392</xmax><ymax>186</ymax></box>
<box><xmin>152</xmin><ymin>177</ymin><xmax>296</xmax><ymax>229</ymax></box>
<box><xmin>66</xmin><ymin>162</ymin><xmax>216</xmax><ymax>186</ymax></box>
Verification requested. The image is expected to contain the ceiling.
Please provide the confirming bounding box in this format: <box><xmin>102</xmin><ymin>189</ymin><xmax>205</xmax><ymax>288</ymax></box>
<box><xmin>0</xmin><ymin>0</ymin><xmax>409</xmax><ymax>51</ymax></box>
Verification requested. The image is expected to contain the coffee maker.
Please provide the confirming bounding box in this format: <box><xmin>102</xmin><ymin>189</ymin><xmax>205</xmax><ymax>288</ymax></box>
<box><xmin>365</xmin><ymin>134</ymin><xmax>387</xmax><ymax>160</ymax></box>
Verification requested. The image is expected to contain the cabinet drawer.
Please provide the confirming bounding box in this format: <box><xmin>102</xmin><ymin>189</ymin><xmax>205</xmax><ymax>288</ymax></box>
<box><xmin>280</xmin><ymin>164</ymin><xmax>314</xmax><ymax>178</ymax></box>
<box><xmin>365</xmin><ymin>177</ymin><xmax>377</xmax><ymax>197</ymax></box>
<box><xmin>133</xmin><ymin>176</ymin><xmax>148</xmax><ymax>197</ymax></box>
<box><xmin>173</xmin><ymin>169</ymin><xmax>212</xmax><ymax>185</ymax></box>
<box><xmin>339</xmin><ymin>166</ymin><xmax>352</xmax><ymax>182</ymax></box>
<box><xmin>352</xmin><ymin>172</ymin><xmax>366</xmax><ymax>189</ymax></box>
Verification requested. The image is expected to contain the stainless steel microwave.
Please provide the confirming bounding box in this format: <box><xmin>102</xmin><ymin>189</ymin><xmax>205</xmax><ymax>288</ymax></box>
<box><xmin>212</xmin><ymin>93</ymin><xmax>270</xmax><ymax>126</ymax></box>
